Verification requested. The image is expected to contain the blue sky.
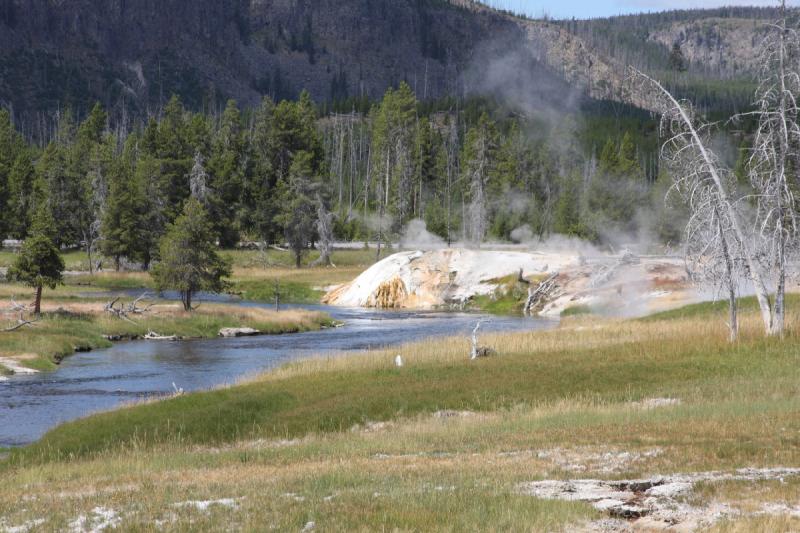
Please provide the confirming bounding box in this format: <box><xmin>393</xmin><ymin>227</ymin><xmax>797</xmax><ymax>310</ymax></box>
<box><xmin>487</xmin><ymin>0</ymin><xmax>792</xmax><ymax>20</ymax></box>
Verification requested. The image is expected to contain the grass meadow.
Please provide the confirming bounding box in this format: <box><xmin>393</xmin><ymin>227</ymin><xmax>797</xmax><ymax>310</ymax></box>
<box><xmin>1</xmin><ymin>300</ymin><xmax>798</xmax><ymax>531</ymax></box>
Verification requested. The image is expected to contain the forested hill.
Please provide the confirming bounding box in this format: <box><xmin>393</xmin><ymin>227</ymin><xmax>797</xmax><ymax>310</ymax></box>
<box><xmin>0</xmin><ymin>0</ymin><xmax>783</xmax><ymax>130</ymax></box>
<box><xmin>0</xmin><ymin>0</ymin><xmax>523</xmax><ymax>125</ymax></box>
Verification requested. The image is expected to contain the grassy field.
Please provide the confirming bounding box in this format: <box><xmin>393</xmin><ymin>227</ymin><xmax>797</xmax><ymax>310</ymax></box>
<box><xmin>1</xmin><ymin>301</ymin><xmax>799</xmax><ymax>530</ymax></box>
<box><xmin>1</xmin><ymin>248</ymin><xmax>379</xmax><ymax>304</ymax></box>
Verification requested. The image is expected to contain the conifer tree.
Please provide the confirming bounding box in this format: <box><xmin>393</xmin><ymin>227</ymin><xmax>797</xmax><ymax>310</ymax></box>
<box><xmin>208</xmin><ymin>100</ymin><xmax>244</xmax><ymax>246</ymax></box>
<box><xmin>0</xmin><ymin>109</ymin><xmax>23</xmax><ymax>240</ymax></box>
<box><xmin>101</xmin><ymin>154</ymin><xmax>145</xmax><ymax>271</ymax></box>
<box><xmin>248</xmin><ymin>97</ymin><xmax>279</xmax><ymax>241</ymax></box>
<box><xmin>6</xmin><ymin>150</ymin><xmax>34</xmax><ymax>240</ymax></box>
<box><xmin>7</xmin><ymin>206</ymin><xmax>64</xmax><ymax>315</ymax></box>
<box><xmin>151</xmin><ymin>199</ymin><xmax>232</xmax><ymax>311</ymax></box>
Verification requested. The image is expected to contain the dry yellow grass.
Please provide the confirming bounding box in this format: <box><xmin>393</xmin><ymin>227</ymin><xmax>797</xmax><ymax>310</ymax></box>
<box><xmin>261</xmin><ymin>309</ymin><xmax>782</xmax><ymax>382</ymax></box>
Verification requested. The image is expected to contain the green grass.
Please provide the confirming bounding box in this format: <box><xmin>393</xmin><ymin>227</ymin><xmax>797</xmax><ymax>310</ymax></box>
<box><xmin>12</xmin><ymin>305</ymin><xmax>800</xmax><ymax>465</ymax></box>
<box><xmin>229</xmin><ymin>248</ymin><xmax>378</xmax><ymax>270</ymax></box>
<box><xmin>468</xmin><ymin>273</ymin><xmax>537</xmax><ymax>315</ymax></box>
<box><xmin>0</xmin><ymin>249</ymin><xmax>91</xmax><ymax>271</ymax></box>
<box><xmin>640</xmin><ymin>294</ymin><xmax>800</xmax><ymax>322</ymax></box>
<box><xmin>561</xmin><ymin>305</ymin><xmax>593</xmax><ymax>317</ymax></box>
<box><xmin>231</xmin><ymin>278</ymin><xmax>323</xmax><ymax>304</ymax></box>
<box><xmin>65</xmin><ymin>273</ymin><xmax>155</xmax><ymax>290</ymax></box>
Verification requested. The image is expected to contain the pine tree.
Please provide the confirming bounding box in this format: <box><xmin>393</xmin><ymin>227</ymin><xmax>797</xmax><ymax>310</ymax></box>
<box><xmin>101</xmin><ymin>150</ymin><xmax>146</xmax><ymax>271</ymax></box>
<box><xmin>0</xmin><ymin>108</ymin><xmax>22</xmax><ymax>240</ymax></box>
<box><xmin>155</xmin><ymin>95</ymin><xmax>193</xmax><ymax>223</ymax></box>
<box><xmin>247</xmin><ymin>97</ymin><xmax>279</xmax><ymax>241</ymax></box>
<box><xmin>132</xmin><ymin>148</ymin><xmax>167</xmax><ymax>270</ymax></box>
<box><xmin>151</xmin><ymin>198</ymin><xmax>232</xmax><ymax>311</ymax></box>
<box><xmin>6</xmin><ymin>150</ymin><xmax>34</xmax><ymax>240</ymax></box>
<box><xmin>617</xmin><ymin>131</ymin><xmax>640</xmax><ymax>177</ymax></box>
<box><xmin>668</xmin><ymin>43</ymin><xmax>687</xmax><ymax>72</ymax></box>
<box><xmin>37</xmin><ymin>139</ymin><xmax>73</xmax><ymax>246</ymax></box>
<box><xmin>413</xmin><ymin>119</ymin><xmax>437</xmax><ymax>218</ymax></box>
<box><xmin>553</xmin><ymin>175</ymin><xmax>593</xmax><ymax>240</ymax></box>
<box><xmin>208</xmin><ymin>100</ymin><xmax>244</xmax><ymax>246</ymax></box>
<box><xmin>598</xmin><ymin>138</ymin><xmax>619</xmax><ymax>174</ymax></box>
<box><xmin>7</xmin><ymin>206</ymin><xmax>64</xmax><ymax>315</ymax></box>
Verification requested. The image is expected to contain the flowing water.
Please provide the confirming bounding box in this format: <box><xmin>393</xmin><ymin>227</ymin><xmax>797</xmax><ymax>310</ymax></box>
<box><xmin>0</xmin><ymin>300</ymin><xmax>554</xmax><ymax>447</ymax></box>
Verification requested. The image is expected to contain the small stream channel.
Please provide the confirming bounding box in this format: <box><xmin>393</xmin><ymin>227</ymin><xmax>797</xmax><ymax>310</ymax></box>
<box><xmin>0</xmin><ymin>296</ymin><xmax>555</xmax><ymax>447</ymax></box>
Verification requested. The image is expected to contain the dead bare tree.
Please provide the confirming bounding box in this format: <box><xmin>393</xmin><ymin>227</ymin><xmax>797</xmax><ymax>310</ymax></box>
<box><xmin>635</xmin><ymin>69</ymin><xmax>776</xmax><ymax>338</ymax></box>
<box><xmin>2</xmin><ymin>298</ymin><xmax>39</xmax><ymax>332</ymax></box>
<box><xmin>189</xmin><ymin>151</ymin><xmax>209</xmax><ymax>203</ymax></box>
<box><xmin>445</xmin><ymin>117</ymin><xmax>459</xmax><ymax>247</ymax></box>
<box><xmin>104</xmin><ymin>293</ymin><xmax>154</xmax><ymax>324</ymax></box>
<box><xmin>470</xmin><ymin>320</ymin><xmax>497</xmax><ymax>359</ymax></box>
<box><xmin>127</xmin><ymin>292</ymin><xmax>155</xmax><ymax>315</ymax></box>
<box><xmin>311</xmin><ymin>192</ymin><xmax>336</xmax><ymax>267</ymax></box>
<box><xmin>742</xmin><ymin>2</ymin><xmax>800</xmax><ymax>336</ymax></box>
<box><xmin>685</xmin><ymin>192</ymin><xmax>745</xmax><ymax>341</ymax></box>
<box><xmin>464</xmin><ymin>120</ymin><xmax>492</xmax><ymax>247</ymax></box>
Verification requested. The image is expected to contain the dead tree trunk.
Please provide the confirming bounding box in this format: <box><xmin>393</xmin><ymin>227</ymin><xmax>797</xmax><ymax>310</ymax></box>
<box><xmin>637</xmin><ymin>70</ymin><xmax>775</xmax><ymax>336</ymax></box>
<box><xmin>717</xmin><ymin>206</ymin><xmax>739</xmax><ymax>342</ymax></box>
<box><xmin>33</xmin><ymin>286</ymin><xmax>42</xmax><ymax>316</ymax></box>
<box><xmin>311</xmin><ymin>193</ymin><xmax>336</xmax><ymax>268</ymax></box>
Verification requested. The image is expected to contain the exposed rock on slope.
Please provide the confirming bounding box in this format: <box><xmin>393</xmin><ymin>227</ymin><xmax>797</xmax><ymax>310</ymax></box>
<box><xmin>323</xmin><ymin>249</ymin><xmax>697</xmax><ymax>317</ymax></box>
<box><xmin>649</xmin><ymin>17</ymin><xmax>769</xmax><ymax>76</ymax></box>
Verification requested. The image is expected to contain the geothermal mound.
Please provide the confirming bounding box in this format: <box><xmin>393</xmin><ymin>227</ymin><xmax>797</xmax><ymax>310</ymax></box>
<box><xmin>322</xmin><ymin>248</ymin><xmax>698</xmax><ymax>317</ymax></box>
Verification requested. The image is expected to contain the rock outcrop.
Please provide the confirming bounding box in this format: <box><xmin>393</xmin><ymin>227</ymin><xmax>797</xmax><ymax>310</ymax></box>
<box><xmin>218</xmin><ymin>327</ymin><xmax>262</xmax><ymax>338</ymax></box>
<box><xmin>323</xmin><ymin>249</ymin><xmax>698</xmax><ymax>317</ymax></box>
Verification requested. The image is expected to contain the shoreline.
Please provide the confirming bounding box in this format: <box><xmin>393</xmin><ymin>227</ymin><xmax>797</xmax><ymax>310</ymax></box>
<box><xmin>0</xmin><ymin>297</ymin><xmax>335</xmax><ymax>378</ymax></box>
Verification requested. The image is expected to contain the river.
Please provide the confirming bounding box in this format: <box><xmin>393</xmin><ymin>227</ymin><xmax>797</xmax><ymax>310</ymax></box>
<box><xmin>0</xmin><ymin>301</ymin><xmax>554</xmax><ymax>447</ymax></box>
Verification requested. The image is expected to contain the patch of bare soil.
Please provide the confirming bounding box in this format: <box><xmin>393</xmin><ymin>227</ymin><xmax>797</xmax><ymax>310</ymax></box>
<box><xmin>519</xmin><ymin>467</ymin><xmax>800</xmax><ymax>531</ymax></box>
<box><xmin>532</xmin><ymin>447</ymin><xmax>664</xmax><ymax>474</ymax></box>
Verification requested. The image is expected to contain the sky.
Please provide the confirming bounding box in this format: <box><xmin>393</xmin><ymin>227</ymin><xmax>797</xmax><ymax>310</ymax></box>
<box><xmin>487</xmin><ymin>0</ymin><xmax>793</xmax><ymax>20</ymax></box>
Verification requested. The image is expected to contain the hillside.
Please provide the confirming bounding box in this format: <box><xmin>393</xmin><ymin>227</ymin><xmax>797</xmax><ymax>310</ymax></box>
<box><xmin>0</xmin><ymin>0</ymin><xmax>784</xmax><ymax>126</ymax></box>
<box><xmin>0</xmin><ymin>0</ymin><xmax>523</xmax><ymax>123</ymax></box>
<box><xmin>558</xmin><ymin>7</ymin><xmax>787</xmax><ymax>113</ymax></box>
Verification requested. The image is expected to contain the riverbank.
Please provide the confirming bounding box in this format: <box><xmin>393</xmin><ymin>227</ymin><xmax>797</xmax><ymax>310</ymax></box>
<box><xmin>0</xmin><ymin>296</ymin><xmax>334</xmax><ymax>375</ymax></box>
<box><xmin>3</xmin><ymin>298</ymin><xmax>799</xmax><ymax>531</ymax></box>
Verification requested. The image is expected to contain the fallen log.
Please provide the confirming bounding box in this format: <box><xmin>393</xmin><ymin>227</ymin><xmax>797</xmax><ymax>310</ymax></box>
<box><xmin>2</xmin><ymin>318</ymin><xmax>39</xmax><ymax>332</ymax></box>
<box><xmin>144</xmin><ymin>331</ymin><xmax>178</xmax><ymax>341</ymax></box>
<box><xmin>524</xmin><ymin>273</ymin><xmax>558</xmax><ymax>316</ymax></box>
